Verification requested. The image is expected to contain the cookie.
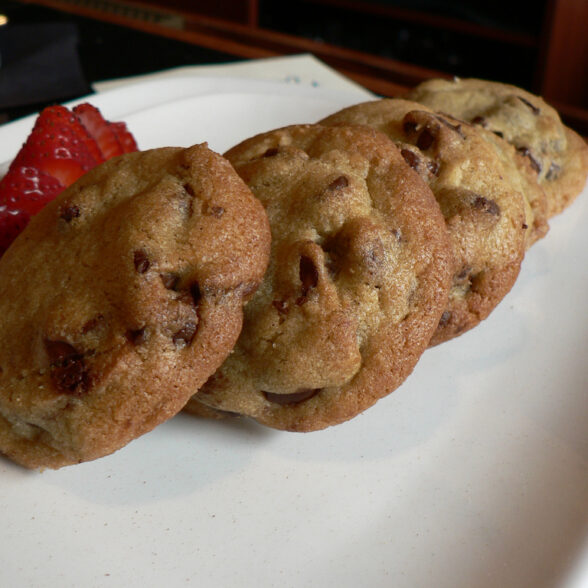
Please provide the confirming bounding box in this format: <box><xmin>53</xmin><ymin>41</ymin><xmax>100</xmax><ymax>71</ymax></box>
<box><xmin>185</xmin><ymin>124</ymin><xmax>453</xmax><ymax>431</ymax></box>
<box><xmin>320</xmin><ymin>99</ymin><xmax>530</xmax><ymax>345</ymax></box>
<box><xmin>406</xmin><ymin>77</ymin><xmax>588</xmax><ymax>217</ymax></box>
<box><xmin>0</xmin><ymin>144</ymin><xmax>271</xmax><ymax>468</ymax></box>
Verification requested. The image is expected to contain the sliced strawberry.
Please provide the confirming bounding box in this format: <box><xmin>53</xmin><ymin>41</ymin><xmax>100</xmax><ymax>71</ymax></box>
<box><xmin>21</xmin><ymin>129</ymin><xmax>96</xmax><ymax>186</ymax></box>
<box><xmin>0</xmin><ymin>207</ymin><xmax>30</xmax><ymax>256</ymax></box>
<box><xmin>0</xmin><ymin>102</ymin><xmax>138</xmax><ymax>257</ymax></box>
<box><xmin>110</xmin><ymin>121</ymin><xmax>138</xmax><ymax>153</ymax></box>
<box><xmin>0</xmin><ymin>165</ymin><xmax>64</xmax><ymax>215</ymax></box>
<box><xmin>73</xmin><ymin>103</ymin><xmax>123</xmax><ymax>159</ymax></box>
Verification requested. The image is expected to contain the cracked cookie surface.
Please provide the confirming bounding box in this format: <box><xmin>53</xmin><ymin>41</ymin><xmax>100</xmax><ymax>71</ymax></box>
<box><xmin>0</xmin><ymin>144</ymin><xmax>270</xmax><ymax>468</ymax></box>
<box><xmin>320</xmin><ymin>98</ymin><xmax>531</xmax><ymax>345</ymax></box>
<box><xmin>406</xmin><ymin>77</ymin><xmax>588</xmax><ymax>218</ymax></box>
<box><xmin>185</xmin><ymin>124</ymin><xmax>452</xmax><ymax>431</ymax></box>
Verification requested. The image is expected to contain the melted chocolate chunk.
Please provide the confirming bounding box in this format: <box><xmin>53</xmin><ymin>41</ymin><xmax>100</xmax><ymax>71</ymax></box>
<box><xmin>183</xmin><ymin>183</ymin><xmax>195</xmax><ymax>198</ymax></box>
<box><xmin>44</xmin><ymin>340</ymin><xmax>89</xmax><ymax>394</ymax></box>
<box><xmin>427</xmin><ymin>160</ymin><xmax>440</xmax><ymax>176</ymax></box>
<box><xmin>173</xmin><ymin>322</ymin><xmax>198</xmax><ymax>347</ymax></box>
<box><xmin>81</xmin><ymin>314</ymin><xmax>104</xmax><ymax>334</ymax></box>
<box><xmin>161</xmin><ymin>273</ymin><xmax>180</xmax><ymax>290</ymax></box>
<box><xmin>190</xmin><ymin>282</ymin><xmax>202</xmax><ymax>306</ymax></box>
<box><xmin>472</xmin><ymin>196</ymin><xmax>501</xmax><ymax>216</ymax></box>
<box><xmin>60</xmin><ymin>205</ymin><xmax>80</xmax><ymax>222</ymax></box>
<box><xmin>208</xmin><ymin>205</ymin><xmax>225</xmax><ymax>217</ymax></box>
<box><xmin>263</xmin><ymin>388</ymin><xmax>320</xmax><ymax>406</ymax></box>
<box><xmin>133</xmin><ymin>250</ymin><xmax>150</xmax><ymax>273</ymax></box>
<box><xmin>516</xmin><ymin>147</ymin><xmax>541</xmax><ymax>174</ymax></box>
<box><xmin>299</xmin><ymin>255</ymin><xmax>319</xmax><ymax>296</ymax></box>
<box><xmin>400</xmin><ymin>148</ymin><xmax>420</xmax><ymax>170</ymax></box>
<box><xmin>436</xmin><ymin>115</ymin><xmax>466</xmax><ymax>138</ymax></box>
<box><xmin>416</xmin><ymin>127</ymin><xmax>436</xmax><ymax>150</ymax></box>
<box><xmin>262</xmin><ymin>147</ymin><xmax>279</xmax><ymax>157</ymax></box>
<box><xmin>327</xmin><ymin>175</ymin><xmax>349</xmax><ymax>191</ymax></box>
<box><xmin>272</xmin><ymin>299</ymin><xmax>289</xmax><ymax>315</ymax></box>
<box><xmin>472</xmin><ymin>116</ymin><xmax>488</xmax><ymax>127</ymax></box>
<box><xmin>516</xmin><ymin>95</ymin><xmax>541</xmax><ymax>115</ymax></box>
<box><xmin>402</xmin><ymin>120</ymin><xmax>418</xmax><ymax>135</ymax></box>
<box><xmin>438</xmin><ymin>310</ymin><xmax>452</xmax><ymax>327</ymax></box>
<box><xmin>126</xmin><ymin>328</ymin><xmax>147</xmax><ymax>345</ymax></box>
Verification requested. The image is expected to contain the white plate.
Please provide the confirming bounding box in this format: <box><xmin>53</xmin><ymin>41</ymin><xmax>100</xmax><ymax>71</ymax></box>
<box><xmin>1</xmin><ymin>78</ymin><xmax>587</xmax><ymax>588</ymax></box>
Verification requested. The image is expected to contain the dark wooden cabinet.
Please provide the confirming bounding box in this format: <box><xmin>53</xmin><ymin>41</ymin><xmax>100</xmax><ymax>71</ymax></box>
<box><xmin>21</xmin><ymin>0</ymin><xmax>588</xmax><ymax>133</ymax></box>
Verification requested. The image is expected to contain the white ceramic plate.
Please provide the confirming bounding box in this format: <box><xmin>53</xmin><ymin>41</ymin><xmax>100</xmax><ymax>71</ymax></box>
<box><xmin>1</xmin><ymin>78</ymin><xmax>587</xmax><ymax>588</ymax></box>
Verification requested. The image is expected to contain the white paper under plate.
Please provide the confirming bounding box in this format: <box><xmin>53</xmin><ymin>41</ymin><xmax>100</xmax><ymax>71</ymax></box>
<box><xmin>0</xmin><ymin>77</ymin><xmax>587</xmax><ymax>588</ymax></box>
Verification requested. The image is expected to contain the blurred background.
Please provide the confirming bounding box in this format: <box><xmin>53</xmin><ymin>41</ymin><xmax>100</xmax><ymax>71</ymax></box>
<box><xmin>1</xmin><ymin>0</ymin><xmax>587</xmax><ymax>133</ymax></box>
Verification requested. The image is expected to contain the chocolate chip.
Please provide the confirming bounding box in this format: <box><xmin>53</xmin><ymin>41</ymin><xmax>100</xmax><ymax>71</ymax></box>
<box><xmin>272</xmin><ymin>299</ymin><xmax>289</xmax><ymax>315</ymax></box>
<box><xmin>263</xmin><ymin>388</ymin><xmax>320</xmax><ymax>405</ymax></box>
<box><xmin>472</xmin><ymin>116</ymin><xmax>487</xmax><ymax>127</ymax></box>
<box><xmin>455</xmin><ymin>266</ymin><xmax>473</xmax><ymax>283</ymax></box>
<box><xmin>208</xmin><ymin>205</ymin><xmax>225</xmax><ymax>217</ymax></box>
<box><xmin>299</xmin><ymin>255</ymin><xmax>319</xmax><ymax>296</ymax></box>
<box><xmin>427</xmin><ymin>160</ymin><xmax>440</xmax><ymax>176</ymax></box>
<box><xmin>417</xmin><ymin>128</ymin><xmax>436</xmax><ymax>150</ymax></box>
<box><xmin>126</xmin><ymin>328</ymin><xmax>146</xmax><ymax>345</ymax></box>
<box><xmin>161</xmin><ymin>273</ymin><xmax>180</xmax><ymax>290</ymax></box>
<box><xmin>60</xmin><ymin>204</ymin><xmax>80</xmax><ymax>222</ymax></box>
<box><xmin>492</xmin><ymin>130</ymin><xmax>504</xmax><ymax>139</ymax></box>
<box><xmin>133</xmin><ymin>250</ymin><xmax>150</xmax><ymax>273</ymax></box>
<box><xmin>327</xmin><ymin>175</ymin><xmax>349</xmax><ymax>190</ymax></box>
<box><xmin>436</xmin><ymin>115</ymin><xmax>466</xmax><ymax>138</ymax></box>
<box><xmin>44</xmin><ymin>340</ymin><xmax>89</xmax><ymax>394</ymax></box>
<box><xmin>183</xmin><ymin>183</ymin><xmax>195</xmax><ymax>197</ymax></box>
<box><xmin>516</xmin><ymin>147</ymin><xmax>541</xmax><ymax>174</ymax></box>
<box><xmin>81</xmin><ymin>314</ymin><xmax>104</xmax><ymax>334</ymax></box>
<box><xmin>190</xmin><ymin>282</ymin><xmax>202</xmax><ymax>306</ymax></box>
<box><xmin>516</xmin><ymin>95</ymin><xmax>541</xmax><ymax>115</ymax></box>
<box><xmin>262</xmin><ymin>147</ymin><xmax>279</xmax><ymax>157</ymax></box>
<box><xmin>438</xmin><ymin>310</ymin><xmax>451</xmax><ymax>327</ymax></box>
<box><xmin>402</xmin><ymin>120</ymin><xmax>418</xmax><ymax>135</ymax></box>
<box><xmin>472</xmin><ymin>196</ymin><xmax>500</xmax><ymax>216</ymax></box>
<box><xmin>173</xmin><ymin>322</ymin><xmax>198</xmax><ymax>347</ymax></box>
<box><xmin>401</xmin><ymin>148</ymin><xmax>420</xmax><ymax>170</ymax></box>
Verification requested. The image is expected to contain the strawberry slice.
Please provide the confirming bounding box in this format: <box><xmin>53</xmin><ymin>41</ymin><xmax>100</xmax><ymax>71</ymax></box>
<box><xmin>110</xmin><ymin>121</ymin><xmax>138</xmax><ymax>153</ymax></box>
<box><xmin>73</xmin><ymin>103</ymin><xmax>123</xmax><ymax>159</ymax></box>
<box><xmin>0</xmin><ymin>102</ymin><xmax>138</xmax><ymax>257</ymax></box>
<box><xmin>0</xmin><ymin>165</ymin><xmax>64</xmax><ymax>216</ymax></box>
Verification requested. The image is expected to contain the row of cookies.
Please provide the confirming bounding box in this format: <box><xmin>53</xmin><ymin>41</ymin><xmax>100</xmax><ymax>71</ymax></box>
<box><xmin>183</xmin><ymin>78</ymin><xmax>588</xmax><ymax>431</ymax></box>
<box><xmin>0</xmin><ymin>78</ymin><xmax>586</xmax><ymax>468</ymax></box>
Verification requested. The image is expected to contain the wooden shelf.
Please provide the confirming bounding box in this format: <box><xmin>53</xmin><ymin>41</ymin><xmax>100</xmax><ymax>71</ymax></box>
<box><xmin>20</xmin><ymin>0</ymin><xmax>588</xmax><ymax>135</ymax></box>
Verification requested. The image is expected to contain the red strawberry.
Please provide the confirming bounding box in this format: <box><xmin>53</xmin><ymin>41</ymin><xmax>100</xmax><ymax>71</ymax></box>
<box><xmin>73</xmin><ymin>103</ymin><xmax>123</xmax><ymax>159</ymax></box>
<box><xmin>0</xmin><ymin>102</ymin><xmax>138</xmax><ymax>257</ymax></box>
<box><xmin>110</xmin><ymin>121</ymin><xmax>138</xmax><ymax>153</ymax></box>
<box><xmin>12</xmin><ymin>105</ymin><xmax>100</xmax><ymax>186</ymax></box>
<box><xmin>0</xmin><ymin>165</ymin><xmax>64</xmax><ymax>215</ymax></box>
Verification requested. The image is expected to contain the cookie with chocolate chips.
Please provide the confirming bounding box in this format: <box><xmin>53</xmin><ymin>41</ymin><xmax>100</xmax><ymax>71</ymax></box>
<box><xmin>185</xmin><ymin>124</ymin><xmax>453</xmax><ymax>431</ymax></box>
<box><xmin>406</xmin><ymin>77</ymin><xmax>588</xmax><ymax>217</ymax></box>
<box><xmin>0</xmin><ymin>144</ymin><xmax>271</xmax><ymax>468</ymax></box>
<box><xmin>320</xmin><ymin>98</ymin><xmax>531</xmax><ymax>345</ymax></box>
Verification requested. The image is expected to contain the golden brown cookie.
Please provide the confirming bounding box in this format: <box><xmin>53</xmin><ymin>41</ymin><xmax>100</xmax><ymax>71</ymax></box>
<box><xmin>0</xmin><ymin>144</ymin><xmax>271</xmax><ymax>469</ymax></box>
<box><xmin>185</xmin><ymin>124</ymin><xmax>453</xmax><ymax>431</ymax></box>
<box><xmin>406</xmin><ymin>77</ymin><xmax>588</xmax><ymax>217</ymax></box>
<box><xmin>320</xmin><ymin>99</ymin><xmax>530</xmax><ymax>345</ymax></box>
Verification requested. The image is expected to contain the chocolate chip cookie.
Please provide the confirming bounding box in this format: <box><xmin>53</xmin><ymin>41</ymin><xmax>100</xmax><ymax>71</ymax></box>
<box><xmin>406</xmin><ymin>77</ymin><xmax>588</xmax><ymax>217</ymax></box>
<box><xmin>185</xmin><ymin>124</ymin><xmax>453</xmax><ymax>431</ymax></box>
<box><xmin>0</xmin><ymin>144</ymin><xmax>271</xmax><ymax>468</ymax></box>
<box><xmin>320</xmin><ymin>99</ymin><xmax>530</xmax><ymax>345</ymax></box>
